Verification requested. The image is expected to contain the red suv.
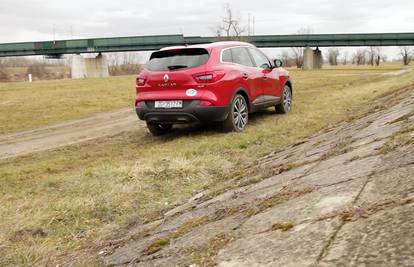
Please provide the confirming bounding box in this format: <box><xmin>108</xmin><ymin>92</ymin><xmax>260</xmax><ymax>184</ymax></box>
<box><xmin>135</xmin><ymin>41</ymin><xmax>292</xmax><ymax>135</ymax></box>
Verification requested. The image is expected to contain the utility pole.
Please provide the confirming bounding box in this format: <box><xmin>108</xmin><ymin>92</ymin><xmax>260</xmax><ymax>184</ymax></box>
<box><xmin>53</xmin><ymin>24</ymin><xmax>56</xmax><ymax>44</ymax></box>
<box><xmin>248</xmin><ymin>13</ymin><xmax>251</xmax><ymax>36</ymax></box>
<box><xmin>252</xmin><ymin>16</ymin><xmax>255</xmax><ymax>35</ymax></box>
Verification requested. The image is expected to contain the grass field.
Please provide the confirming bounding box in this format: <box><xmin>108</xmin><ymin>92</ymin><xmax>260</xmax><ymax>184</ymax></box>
<box><xmin>0</xmin><ymin>75</ymin><xmax>135</xmax><ymax>134</ymax></box>
<box><xmin>0</xmin><ymin>63</ymin><xmax>403</xmax><ymax>134</ymax></box>
<box><xmin>1</xmin><ymin>63</ymin><xmax>414</xmax><ymax>266</ymax></box>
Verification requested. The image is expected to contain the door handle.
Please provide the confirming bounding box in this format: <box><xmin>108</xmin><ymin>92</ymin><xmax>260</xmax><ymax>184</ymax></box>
<box><xmin>242</xmin><ymin>73</ymin><xmax>249</xmax><ymax>79</ymax></box>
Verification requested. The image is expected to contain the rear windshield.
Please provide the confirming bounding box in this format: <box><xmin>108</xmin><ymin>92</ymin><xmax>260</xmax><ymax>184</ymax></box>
<box><xmin>147</xmin><ymin>48</ymin><xmax>209</xmax><ymax>71</ymax></box>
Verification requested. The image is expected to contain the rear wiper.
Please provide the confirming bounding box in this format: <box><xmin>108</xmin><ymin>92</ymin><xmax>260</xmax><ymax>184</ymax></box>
<box><xmin>167</xmin><ymin>65</ymin><xmax>188</xmax><ymax>70</ymax></box>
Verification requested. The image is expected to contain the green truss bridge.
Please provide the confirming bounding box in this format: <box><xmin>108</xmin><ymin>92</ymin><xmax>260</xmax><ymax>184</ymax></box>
<box><xmin>0</xmin><ymin>32</ymin><xmax>413</xmax><ymax>57</ymax></box>
<box><xmin>1</xmin><ymin>32</ymin><xmax>413</xmax><ymax>76</ymax></box>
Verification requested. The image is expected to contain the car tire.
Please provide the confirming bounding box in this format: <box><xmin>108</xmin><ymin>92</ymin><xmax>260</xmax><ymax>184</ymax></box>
<box><xmin>146</xmin><ymin>122</ymin><xmax>173</xmax><ymax>136</ymax></box>
<box><xmin>275</xmin><ymin>85</ymin><xmax>292</xmax><ymax>114</ymax></box>
<box><xmin>222</xmin><ymin>94</ymin><xmax>248</xmax><ymax>132</ymax></box>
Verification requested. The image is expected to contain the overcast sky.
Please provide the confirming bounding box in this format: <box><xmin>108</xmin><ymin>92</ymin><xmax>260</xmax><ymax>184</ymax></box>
<box><xmin>1</xmin><ymin>0</ymin><xmax>413</xmax><ymax>59</ymax></box>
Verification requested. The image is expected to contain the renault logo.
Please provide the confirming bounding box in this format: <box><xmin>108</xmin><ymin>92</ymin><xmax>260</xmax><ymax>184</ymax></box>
<box><xmin>163</xmin><ymin>74</ymin><xmax>169</xmax><ymax>83</ymax></box>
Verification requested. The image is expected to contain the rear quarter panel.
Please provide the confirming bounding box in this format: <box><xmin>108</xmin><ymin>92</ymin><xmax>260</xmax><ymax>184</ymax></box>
<box><xmin>277</xmin><ymin>68</ymin><xmax>291</xmax><ymax>90</ymax></box>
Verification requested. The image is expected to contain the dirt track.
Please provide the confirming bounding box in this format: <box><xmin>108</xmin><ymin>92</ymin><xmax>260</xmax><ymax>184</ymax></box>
<box><xmin>0</xmin><ymin>108</ymin><xmax>141</xmax><ymax>160</ymax></box>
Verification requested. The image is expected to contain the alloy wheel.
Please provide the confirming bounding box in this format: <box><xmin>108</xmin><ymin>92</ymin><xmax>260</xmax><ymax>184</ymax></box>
<box><xmin>283</xmin><ymin>87</ymin><xmax>292</xmax><ymax>112</ymax></box>
<box><xmin>233</xmin><ymin>96</ymin><xmax>248</xmax><ymax>131</ymax></box>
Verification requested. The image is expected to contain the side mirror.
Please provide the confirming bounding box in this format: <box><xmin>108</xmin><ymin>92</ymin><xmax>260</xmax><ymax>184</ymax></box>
<box><xmin>274</xmin><ymin>59</ymin><xmax>283</xmax><ymax>68</ymax></box>
<box><xmin>260</xmin><ymin>63</ymin><xmax>272</xmax><ymax>69</ymax></box>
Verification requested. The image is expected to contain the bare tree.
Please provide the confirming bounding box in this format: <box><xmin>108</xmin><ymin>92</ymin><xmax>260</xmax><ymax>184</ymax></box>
<box><xmin>291</xmin><ymin>27</ymin><xmax>313</xmax><ymax>68</ymax></box>
<box><xmin>342</xmin><ymin>51</ymin><xmax>349</xmax><ymax>65</ymax></box>
<box><xmin>215</xmin><ymin>4</ymin><xmax>246</xmax><ymax>39</ymax></box>
<box><xmin>280</xmin><ymin>50</ymin><xmax>293</xmax><ymax>67</ymax></box>
<box><xmin>0</xmin><ymin>56</ymin><xmax>69</xmax><ymax>82</ymax></box>
<box><xmin>0</xmin><ymin>66</ymin><xmax>8</xmax><ymax>82</ymax></box>
<box><xmin>107</xmin><ymin>52</ymin><xmax>142</xmax><ymax>76</ymax></box>
<box><xmin>367</xmin><ymin>47</ymin><xmax>376</xmax><ymax>66</ymax></box>
<box><xmin>400</xmin><ymin>47</ymin><xmax>413</xmax><ymax>66</ymax></box>
<box><xmin>353</xmin><ymin>49</ymin><xmax>366</xmax><ymax>65</ymax></box>
<box><xmin>0</xmin><ymin>58</ymin><xmax>5</xmax><ymax>81</ymax></box>
<box><xmin>366</xmin><ymin>47</ymin><xmax>383</xmax><ymax>66</ymax></box>
<box><xmin>327</xmin><ymin>48</ymin><xmax>340</xmax><ymax>65</ymax></box>
<box><xmin>291</xmin><ymin>48</ymin><xmax>303</xmax><ymax>68</ymax></box>
<box><xmin>374</xmin><ymin>47</ymin><xmax>382</xmax><ymax>66</ymax></box>
<box><xmin>27</xmin><ymin>64</ymin><xmax>47</xmax><ymax>80</ymax></box>
<box><xmin>276</xmin><ymin>50</ymin><xmax>295</xmax><ymax>67</ymax></box>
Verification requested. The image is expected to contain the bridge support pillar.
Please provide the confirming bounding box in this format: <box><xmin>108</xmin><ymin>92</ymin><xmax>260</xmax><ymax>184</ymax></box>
<box><xmin>71</xmin><ymin>54</ymin><xmax>109</xmax><ymax>78</ymax></box>
<box><xmin>302</xmin><ymin>47</ymin><xmax>322</xmax><ymax>70</ymax></box>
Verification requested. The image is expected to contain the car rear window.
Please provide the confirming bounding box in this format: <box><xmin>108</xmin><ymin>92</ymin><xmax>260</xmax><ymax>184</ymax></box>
<box><xmin>147</xmin><ymin>48</ymin><xmax>209</xmax><ymax>71</ymax></box>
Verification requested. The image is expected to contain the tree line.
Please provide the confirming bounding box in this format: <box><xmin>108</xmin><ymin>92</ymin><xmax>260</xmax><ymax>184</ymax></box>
<box><xmin>0</xmin><ymin>52</ymin><xmax>142</xmax><ymax>82</ymax></box>
<box><xmin>214</xmin><ymin>5</ymin><xmax>413</xmax><ymax>68</ymax></box>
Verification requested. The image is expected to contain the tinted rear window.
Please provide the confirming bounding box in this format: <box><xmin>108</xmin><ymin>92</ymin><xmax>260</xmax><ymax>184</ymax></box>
<box><xmin>222</xmin><ymin>49</ymin><xmax>233</xmax><ymax>63</ymax></box>
<box><xmin>227</xmin><ymin>47</ymin><xmax>254</xmax><ymax>67</ymax></box>
<box><xmin>147</xmin><ymin>48</ymin><xmax>209</xmax><ymax>71</ymax></box>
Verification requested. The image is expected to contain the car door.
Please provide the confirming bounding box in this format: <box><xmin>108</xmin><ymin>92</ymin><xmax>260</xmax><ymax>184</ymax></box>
<box><xmin>248</xmin><ymin>48</ymin><xmax>282</xmax><ymax>100</ymax></box>
<box><xmin>229</xmin><ymin>47</ymin><xmax>263</xmax><ymax>103</ymax></box>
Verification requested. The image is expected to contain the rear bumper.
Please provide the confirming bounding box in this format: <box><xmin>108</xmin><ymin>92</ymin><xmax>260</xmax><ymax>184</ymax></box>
<box><xmin>136</xmin><ymin>100</ymin><xmax>229</xmax><ymax>123</ymax></box>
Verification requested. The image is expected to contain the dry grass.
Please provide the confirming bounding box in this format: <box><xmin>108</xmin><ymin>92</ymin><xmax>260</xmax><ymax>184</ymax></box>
<box><xmin>0</xmin><ymin>63</ymin><xmax>403</xmax><ymax>134</ymax></box>
<box><xmin>144</xmin><ymin>237</ymin><xmax>170</xmax><ymax>255</ymax></box>
<box><xmin>380</xmin><ymin>126</ymin><xmax>414</xmax><ymax>154</ymax></box>
<box><xmin>272</xmin><ymin>222</ymin><xmax>295</xmax><ymax>232</ymax></box>
<box><xmin>0</xmin><ymin>66</ymin><xmax>71</xmax><ymax>83</ymax></box>
<box><xmin>1</xmin><ymin>64</ymin><xmax>414</xmax><ymax>266</ymax></box>
<box><xmin>0</xmin><ymin>75</ymin><xmax>135</xmax><ymax>133</ymax></box>
<box><xmin>181</xmin><ymin>233</ymin><xmax>234</xmax><ymax>267</ymax></box>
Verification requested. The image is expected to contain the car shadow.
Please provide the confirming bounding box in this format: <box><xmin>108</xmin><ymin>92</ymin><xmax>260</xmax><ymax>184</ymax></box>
<box><xmin>248</xmin><ymin>109</ymin><xmax>280</xmax><ymax>123</ymax></box>
<box><xmin>146</xmin><ymin>108</ymin><xmax>280</xmax><ymax>141</ymax></box>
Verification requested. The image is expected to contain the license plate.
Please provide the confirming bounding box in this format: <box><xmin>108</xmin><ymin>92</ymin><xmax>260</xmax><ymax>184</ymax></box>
<box><xmin>154</xmin><ymin>100</ymin><xmax>183</xmax><ymax>109</ymax></box>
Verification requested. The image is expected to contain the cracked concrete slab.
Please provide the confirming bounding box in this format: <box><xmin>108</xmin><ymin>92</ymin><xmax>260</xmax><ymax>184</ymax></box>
<box><xmin>238</xmin><ymin>180</ymin><xmax>363</xmax><ymax>237</ymax></box>
<box><xmin>103</xmin><ymin>232</ymin><xmax>169</xmax><ymax>266</ymax></box>
<box><xmin>217</xmin><ymin>219</ymin><xmax>341</xmax><ymax>267</ymax></box>
<box><xmin>358</xmin><ymin>165</ymin><xmax>414</xmax><ymax>205</ymax></box>
<box><xmin>293</xmin><ymin>155</ymin><xmax>380</xmax><ymax>188</ymax></box>
<box><xmin>173</xmin><ymin>215</ymin><xmax>244</xmax><ymax>248</ymax></box>
<box><xmin>319</xmin><ymin>203</ymin><xmax>414</xmax><ymax>267</ymax></box>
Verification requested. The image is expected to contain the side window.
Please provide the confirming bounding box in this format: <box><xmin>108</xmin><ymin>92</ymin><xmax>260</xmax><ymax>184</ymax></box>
<box><xmin>231</xmin><ymin>47</ymin><xmax>254</xmax><ymax>67</ymax></box>
<box><xmin>249</xmin><ymin>48</ymin><xmax>271</xmax><ymax>69</ymax></box>
<box><xmin>222</xmin><ymin>49</ymin><xmax>232</xmax><ymax>63</ymax></box>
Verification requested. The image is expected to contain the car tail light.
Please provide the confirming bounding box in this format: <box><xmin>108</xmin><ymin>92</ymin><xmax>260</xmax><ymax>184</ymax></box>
<box><xmin>199</xmin><ymin>100</ymin><xmax>213</xmax><ymax>106</ymax></box>
<box><xmin>193</xmin><ymin>71</ymin><xmax>225</xmax><ymax>83</ymax></box>
<box><xmin>136</xmin><ymin>76</ymin><xmax>146</xmax><ymax>86</ymax></box>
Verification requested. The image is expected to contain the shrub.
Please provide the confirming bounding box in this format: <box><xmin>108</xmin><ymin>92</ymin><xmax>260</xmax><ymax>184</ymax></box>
<box><xmin>27</xmin><ymin>64</ymin><xmax>47</xmax><ymax>79</ymax></box>
<box><xmin>109</xmin><ymin>64</ymin><xmax>142</xmax><ymax>76</ymax></box>
<box><xmin>0</xmin><ymin>68</ymin><xmax>8</xmax><ymax>81</ymax></box>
